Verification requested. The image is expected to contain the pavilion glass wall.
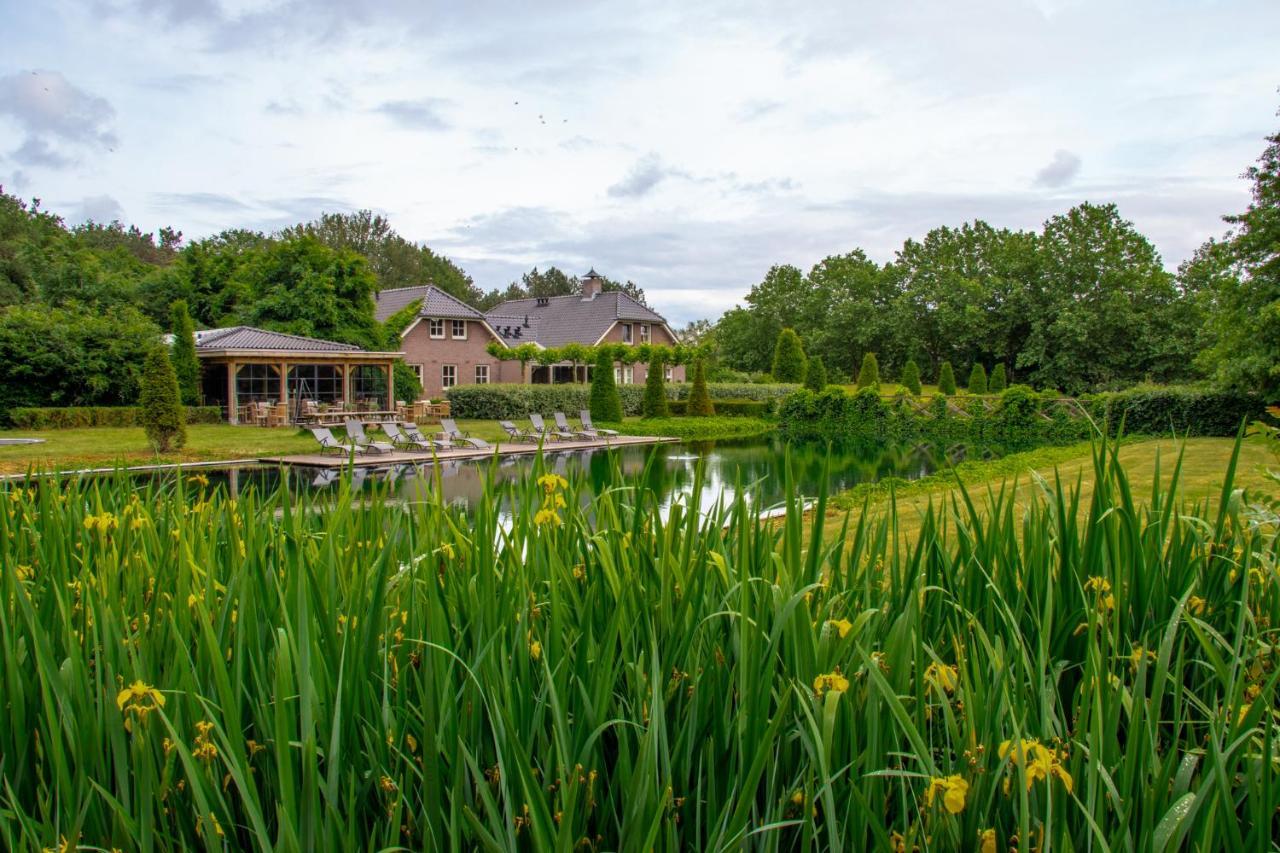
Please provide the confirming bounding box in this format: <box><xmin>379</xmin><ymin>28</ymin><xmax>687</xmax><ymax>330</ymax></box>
<box><xmin>235</xmin><ymin>364</ymin><xmax>280</xmax><ymax>403</ymax></box>
<box><xmin>352</xmin><ymin>365</ymin><xmax>389</xmax><ymax>409</ymax></box>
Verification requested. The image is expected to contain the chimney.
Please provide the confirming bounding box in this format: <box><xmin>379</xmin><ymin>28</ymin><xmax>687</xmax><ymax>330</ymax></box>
<box><xmin>523</xmin><ymin>314</ymin><xmax>530</xmax><ymax>327</ymax></box>
<box><xmin>536</xmin><ymin>296</ymin><xmax>550</xmax><ymax>307</ymax></box>
<box><xmin>581</xmin><ymin>268</ymin><xmax>603</xmax><ymax>299</ymax></box>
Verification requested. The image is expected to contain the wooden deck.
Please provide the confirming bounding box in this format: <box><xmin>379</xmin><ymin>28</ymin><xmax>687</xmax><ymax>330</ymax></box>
<box><xmin>258</xmin><ymin>435</ymin><xmax>679</xmax><ymax>469</ymax></box>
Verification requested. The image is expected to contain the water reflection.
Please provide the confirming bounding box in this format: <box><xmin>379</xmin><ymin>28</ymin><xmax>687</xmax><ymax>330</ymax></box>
<box><xmin>197</xmin><ymin>435</ymin><xmax>979</xmax><ymax>512</ymax></box>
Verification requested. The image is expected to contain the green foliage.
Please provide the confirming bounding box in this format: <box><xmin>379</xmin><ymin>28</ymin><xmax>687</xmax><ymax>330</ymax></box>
<box><xmin>445</xmin><ymin>384</ymin><xmax>646</xmax><ymax>420</ymax></box>
<box><xmin>589</xmin><ymin>349</ymin><xmax>624</xmax><ymax>422</ymax></box>
<box><xmin>687</xmin><ymin>358</ymin><xmax>715</xmax><ymax>416</ymax></box>
<box><xmin>803</xmin><ymin>355</ymin><xmax>828</xmax><ymax>391</ymax></box>
<box><xmin>0</xmin><ymin>302</ymin><xmax>161</xmax><ymax>418</ymax></box>
<box><xmin>770</xmin><ymin>327</ymin><xmax>807</xmax><ymax>383</ymax></box>
<box><xmin>665</xmin><ymin>382</ymin><xmax>797</xmax><ymax>404</ymax></box>
<box><xmin>169</xmin><ymin>300</ymin><xmax>200</xmax><ymax>406</ymax></box>
<box><xmin>937</xmin><ymin>361</ymin><xmax>957</xmax><ymax>395</ymax></box>
<box><xmin>900</xmin><ymin>359</ymin><xmax>922</xmax><ymax>395</ymax></box>
<box><xmin>7</xmin><ymin>406</ymin><xmax>222</xmax><ymax>429</ymax></box>
<box><xmin>667</xmin><ymin>398</ymin><xmax>770</xmax><ymax>417</ymax></box>
<box><xmin>137</xmin><ymin>345</ymin><xmax>185</xmax><ymax>452</ymax></box>
<box><xmin>989</xmin><ymin>363</ymin><xmax>1007</xmax><ymax>392</ymax></box>
<box><xmin>968</xmin><ymin>363</ymin><xmax>988</xmax><ymax>395</ymax></box>
<box><xmin>392</xmin><ymin>360</ymin><xmax>422</xmax><ymax>403</ymax></box>
<box><xmin>856</xmin><ymin>352</ymin><xmax>880</xmax><ymax>390</ymax></box>
<box><xmin>642</xmin><ymin>353</ymin><xmax>669</xmax><ymax>417</ymax></box>
<box><xmin>0</xmin><ymin>437</ymin><xmax>1276</xmax><ymax>848</ymax></box>
<box><xmin>610</xmin><ymin>415</ymin><xmax>774</xmax><ymax>440</ymax></box>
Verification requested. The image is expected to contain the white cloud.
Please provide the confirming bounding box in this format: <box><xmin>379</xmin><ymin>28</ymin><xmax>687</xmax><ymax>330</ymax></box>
<box><xmin>1034</xmin><ymin>150</ymin><xmax>1082</xmax><ymax>187</ymax></box>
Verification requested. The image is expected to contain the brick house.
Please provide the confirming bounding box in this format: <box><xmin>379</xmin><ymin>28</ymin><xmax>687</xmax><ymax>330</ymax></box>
<box><xmin>375</xmin><ymin>270</ymin><xmax>685</xmax><ymax>398</ymax></box>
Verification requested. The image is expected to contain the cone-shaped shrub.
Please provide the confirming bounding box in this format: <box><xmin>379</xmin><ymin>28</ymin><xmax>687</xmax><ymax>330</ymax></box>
<box><xmin>803</xmin><ymin>356</ymin><xmax>828</xmax><ymax>391</ymax></box>
<box><xmin>642</xmin><ymin>353</ymin><xmax>669</xmax><ymax>418</ymax></box>
<box><xmin>857</xmin><ymin>352</ymin><xmax>880</xmax><ymax>391</ymax></box>
<box><xmin>968</xmin><ymin>363</ymin><xmax>988</xmax><ymax>395</ymax></box>
<box><xmin>989</xmin><ymin>363</ymin><xmax>1007</xmax><ymax>393</ymax></box>
<box><xmin>938</xmin><ymin>361</ymin><xmax>956</xmax><ymax>395</ymax></box>
<box><xmin>900</xmin><ymin>359</ymin><xmax>922</xmax><ymax>395</ymax></box>
<box><xmin>687</xmin><ymin>358</ymin><xmax>715</xmax><ymax>416</ymax></box>
<box><xmin>139</xmin><ymin>345</ymin><xmax>186</xmax><ymax>452</ymax></box>
<box><xmin>169</xmin><ymin>300</ymin><xmax>200</xmax><ymax>406</ymax></box>
<box><xmin>590</xmin><ymin>348</ymin><xmax>624</xmax><ymax>422</ymax></box>
<box><xmin>771</xmin><ymin>328</ymin><xmax>807</xmax><ymax>383</ymax></box>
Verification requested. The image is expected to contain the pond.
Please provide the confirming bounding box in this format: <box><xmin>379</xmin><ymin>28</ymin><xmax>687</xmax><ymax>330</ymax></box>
<box><xmin>187</xmin><ymin>434</ymin><xmax>986</xmax><ymax>513</ymax></box>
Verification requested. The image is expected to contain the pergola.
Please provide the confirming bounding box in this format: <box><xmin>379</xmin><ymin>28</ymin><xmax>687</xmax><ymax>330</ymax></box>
<box><xmin>193</xmin><ymin>327</ymin><xmax>405</xmax><ymax>424</ymax></box>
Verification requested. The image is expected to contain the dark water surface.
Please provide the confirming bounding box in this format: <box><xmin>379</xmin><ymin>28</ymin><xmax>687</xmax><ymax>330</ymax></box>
<box><xmin>188</xmin><ymin>435</ymin><xmax>982</xmax><ymax>513</ymax></box>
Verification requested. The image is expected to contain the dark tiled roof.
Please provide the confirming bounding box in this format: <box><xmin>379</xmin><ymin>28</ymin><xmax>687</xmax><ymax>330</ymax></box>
<box><xmin>373</xmin><ymin>285</ymin><xmax>485</xmax><ymax>323</ymax></box>
<box><xmin>483</xmin><ymin>292</ymin><xmax>668</xmax><ymax>348</ymax></box>
<box><xmin>194</xmin><ymin>326</ymin><xmax>363</xmax><ymax>352</ymax></box>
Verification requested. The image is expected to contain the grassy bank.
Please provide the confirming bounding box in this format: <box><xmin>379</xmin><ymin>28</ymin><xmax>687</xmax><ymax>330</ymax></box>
<box><xmin>1</xmin><ymin>441</ymin><xmax>1277</xmax><ymax>849</ymax></box>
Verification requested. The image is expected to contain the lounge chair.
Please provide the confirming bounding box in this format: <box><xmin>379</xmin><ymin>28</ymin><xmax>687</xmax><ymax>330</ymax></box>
<box><xmin>579</xmin><ymin>410</ymin><xmax>619</xmax><ymax>437</ymax></box>
<box><xmin>554</xmin><ymin>411</ymin><xmax>599</xmax><ymax>440</ymax></box>
<box><xmin>381</xmin><ymin>421</ymin><xmax>447</xmax><ymax>451</ymax></box>
<box><xmin>499</xmin><ymin>420</ymin><xmax>539</xmax><ymax>442</ymax></box>
<box><xmin>438</xmin><ymin>418</ymin><xmax>489</xmax><ymax>449</ymax></box>
<box><xmin>343</xmin><ymin>418</ymin><xmax>395</xmax><ymax>454</ymax></box>
<box><xmin>529</xmin><ymin>413</ymin><xmax>573</xmax><ymax>441</ymax></box>
<box><xmin>308</xmin><ymin>426</ymin><xmax>365</xmax><ymax>456</ymax></box>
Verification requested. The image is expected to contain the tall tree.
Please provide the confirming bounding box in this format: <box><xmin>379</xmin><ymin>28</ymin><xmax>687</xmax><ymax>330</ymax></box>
<box><xmin>803</xmin><ymin>356</ymin><xmax>828</xmax><ymax>391</ymax></box>
<box><xmin>857</xmin><ymin>353</ymin><xmax>880</xmax><ymax>391</ymax></box>
<box><xmin>1193</xmin><ymin>124</ymin><xmax>1280</xmax><ymax>400</ymax></box>
<box><xmin>589</xmin><ymin>348</ymin><xmax>624</xmax><ymax>422</ymax></box>
<box><xmin>138</xmin><ymin>345</ymin><xmax>185</xmax><ymax>453</ymax></box>
<box><xmin>687</xmin><ymin>358</ymin><xmax>715</xmax><ymax>416</ymax></box>
<box><xmin>642</xmin><ymin>352</ymin><xmax>669</xmax><ymax>417</ymax></box>
<box><xmin>967</xmin><ymin>363</ymin><xmax>988</xmax><ymax>395</ymax></box>
<box><xmin>169</xmin><ymin>300</ymin><xmax>200</xmax><ymax>406</ymax></box>
<box><xmin>937</xmin><ymin>361</ymin><xmax>956</xmax><ymax>396</ymax></box>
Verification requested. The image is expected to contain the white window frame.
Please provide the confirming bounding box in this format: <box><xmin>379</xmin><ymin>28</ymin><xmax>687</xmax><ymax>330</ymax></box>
<box><xmin>640</xmin><ymin>323</ymin><xmax>650</xmax><ymax>343</ymax></box>
<box><xmin>451</xmin><ymin>319</ymin><xmax>467</xmax><ymax>340</ymax></box>
<box><xmin>409</xmin><ymin>363</ymin><xmax>424</xmax><ymax>384</ymax></box>
<box><xmin>614</xmin><ymin>365</ymin><xmax>634</xmax><ymax>385</ymax></box>
<box><xmin>429</xmin><ymin>318</ymin><xmax>445</xmax><ymax>339</ymax></box>
<box><xmin>442</xmin><ymin>364</ymin><xmax>457</xmax><ymax>388</ymax></box>
<box><xmin>620</xmin><ymin>322</ymin><xmax>633</xmax><ymax>344</ymax></box>
<box><xmin>475</xmin><ymin>364</ymin><xmax>490</xmax><ymax>384</ymax></box>
<box><xmin>664</xmin><ymin>365</ymin><xmax>674</xmax><ymax>382</ymax></box>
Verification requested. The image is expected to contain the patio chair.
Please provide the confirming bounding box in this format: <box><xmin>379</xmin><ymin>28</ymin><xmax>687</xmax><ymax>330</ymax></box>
<box><xmin>499</xmin><ymin>420</ymin><xmax>539</xmax><ymax>443</ymax></box>
<box><xmin>438</xmin><ymin>418</ymin><xmax>489</xmax><ymax>449</ymax></box>
<box><xmin>343</xmin><ymin>418</ymin><xmax>395</xmax><ymax>454</ymax></box>
<box><xmin>554</xmin><ymin>411</ymin><xmax>599</xmax><ymax>441</ymax></box>
<box><xmin>579</xmin><ymin>410</ymin><xmax>619</xmax><ymax>437</ymax></box>
<box><xmin>529</xmin><ymin>413</ymin><xmax>573</xmax><ymax>442</ymax></box>
<box><xmin>381</xmin><ymin>421</ymin><xmax>448</xmax><ymax>452</ymax></box>
<box><xmin>308</xmin><ymin>426</ymin><xmax>365</xmax><ymax>456</ymax></box>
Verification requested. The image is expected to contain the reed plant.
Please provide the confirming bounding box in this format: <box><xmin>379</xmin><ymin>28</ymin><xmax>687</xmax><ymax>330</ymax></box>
<box><xmin>0</xmin><ymin>436</ymin><xmax>1277</xmax><ymax>851</ymax></box>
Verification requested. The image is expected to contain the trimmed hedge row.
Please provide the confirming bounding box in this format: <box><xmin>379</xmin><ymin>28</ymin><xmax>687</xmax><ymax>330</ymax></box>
<box><xmin>7</xmin><ymin>406</ymin><xmax>224</xmax><ymax>429</ymax></box>
<box><xmin>666</xmin><ymin>382</ymin><xmax>799</xmax><ymax>403</ymax></box>
<box><xmin>778</xmin><ymin>385</ymin><xmax>1264</xmax><ymax>448</ymax></box>
<box><xmin>446</xmin><ymin>384</ymin><xmax>647</xmax><ymax>420</ymax></box>
<box><xmin>667</xmin><ymin>399</ymin><xmax>772</xmax><ymax>418</ymax></box>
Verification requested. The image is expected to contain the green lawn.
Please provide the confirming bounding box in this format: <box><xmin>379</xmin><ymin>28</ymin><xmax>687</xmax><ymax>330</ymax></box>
<box><xmin>0</xmin><ymin>416</ymin><xmax>773</xmax><ymax>474</ymax></box>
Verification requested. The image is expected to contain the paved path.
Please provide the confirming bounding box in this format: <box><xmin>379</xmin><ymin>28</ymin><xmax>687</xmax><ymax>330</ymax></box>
<box><xmin>258</xmin><ymin>435</ymin><xmax>678</xmax><ymax>468</ymax></box>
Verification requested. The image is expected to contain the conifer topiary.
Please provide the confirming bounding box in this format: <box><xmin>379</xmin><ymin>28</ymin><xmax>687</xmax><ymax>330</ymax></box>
<box><xmin>771</xmin><ymin>328</ymin><xmax>807</xmax><ymax>383</ymax></box>
<box><xmin>590</xmin><ymin>347</ymin><xmax>624</xmax><ymax>422</ymax></box>
<box><xmin>857</xmin><ymin>352</ymin><xmax>880</xmax><ymax>391</ymax></box>
<box><xmin>803</xmin><ymin>356</ymin><xmax>828</xmax><ymax>391</ymax></box>
<box><xmin>989</xmin><ymin>363</ymin><xmax>1007</xmax><ymax>393</ymax></box>
<box><xmin>687</xmin><ymin>358</ymin><xmax>715</xmax><ymax>416</ymax></box>
<box><xmin>170</xmin><ymin>300</ymin><xmax>200</xmax><ymax>406</ymax></box>
<box><xmin>900</xmin><ymin>359</ymin><xmax>922</xmax><ymax>395</ymax></box>
<box><xmin>642</xmin><ymin>352</ymin><xmax>670</xmax><ymax>418</ymax></box>
<box><xmin>938</xmin><ymin>361</ymin><xmax>957</xmax><ymax>396</ymax></box>
<box><xmin>139</xmin><ymin>344</ymin><xmax>186</xmax><ymax>453</ymax></box>
<box><xmin>968</xmin><ymin>363</ymin><xmax>988</xmax><ymax>395</ymax></box>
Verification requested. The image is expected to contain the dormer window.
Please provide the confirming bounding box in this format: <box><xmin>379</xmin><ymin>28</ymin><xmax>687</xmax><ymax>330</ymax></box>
<box><xmin>621</xmin><ymin>323</ymin><xmax>633</xmax><ymax>344</ymax></box>
<box><xmin>429</xmin><ymin>319</ymin><xmax>445</xmax><ymax>339</ymax></box>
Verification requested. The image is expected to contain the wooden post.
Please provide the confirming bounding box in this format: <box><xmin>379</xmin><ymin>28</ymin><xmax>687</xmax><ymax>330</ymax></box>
<box><xmin>386</xmin><ymin>361</ymin><xmax>395</xmax><ymax>411</ymax></box>
<box><xmin>279</xmin><ymin>362</ymin><xmax>288</xmax><ymax>421</ymax></box>
<box><xmin>227</xmin><ymin>361</ymin><xmax>238</xmax><ymax>424</ymax></box>
<box><xmin>341</xmin><ymin>363</ymin><xmax>351</xmax><ymax>408</ymax></box>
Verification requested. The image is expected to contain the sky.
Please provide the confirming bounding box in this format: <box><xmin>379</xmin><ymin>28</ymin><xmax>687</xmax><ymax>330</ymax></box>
<box><xmin>0</xmin><ymin>0</ymin><xmax>1276</xmax><ymax>325</ymax></box>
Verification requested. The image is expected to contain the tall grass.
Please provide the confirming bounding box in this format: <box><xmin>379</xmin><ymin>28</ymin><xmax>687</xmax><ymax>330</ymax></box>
<box><xmin>1</xmin><ymin>438</ymin><xmax>1277</xmax><ymax>851</ymax></box>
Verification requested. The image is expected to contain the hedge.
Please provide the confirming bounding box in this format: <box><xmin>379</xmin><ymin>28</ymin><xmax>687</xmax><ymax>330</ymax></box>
<box><xmin>446</xmin><ymin>382</ymin><xmax>798</xmax><ymax>420</ymax></box>
<box><xmin>7</xmin><ymin>406</ymin><xmax>224</xmax><ymax>429</ymax></box>
<box><xmin>446</xmin><ymin>384</ymin><xmax>646</xmax><ymax>420</ymax></box>
<box><xmin>667</xmin><ymin>399</ymin><xmax>771</xmax><ymax>418</ymax></box>
<box><xmin>778</xmin><ymin>385</ymin><xmax>1265</xmax><ymax>448</ymax></box>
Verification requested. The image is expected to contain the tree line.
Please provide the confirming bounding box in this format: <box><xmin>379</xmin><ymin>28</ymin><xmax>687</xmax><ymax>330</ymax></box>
<box><xmin>708</xmin><ymin>119</ymin><xmax>1279</xmax><ymax>400</ymax></box>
